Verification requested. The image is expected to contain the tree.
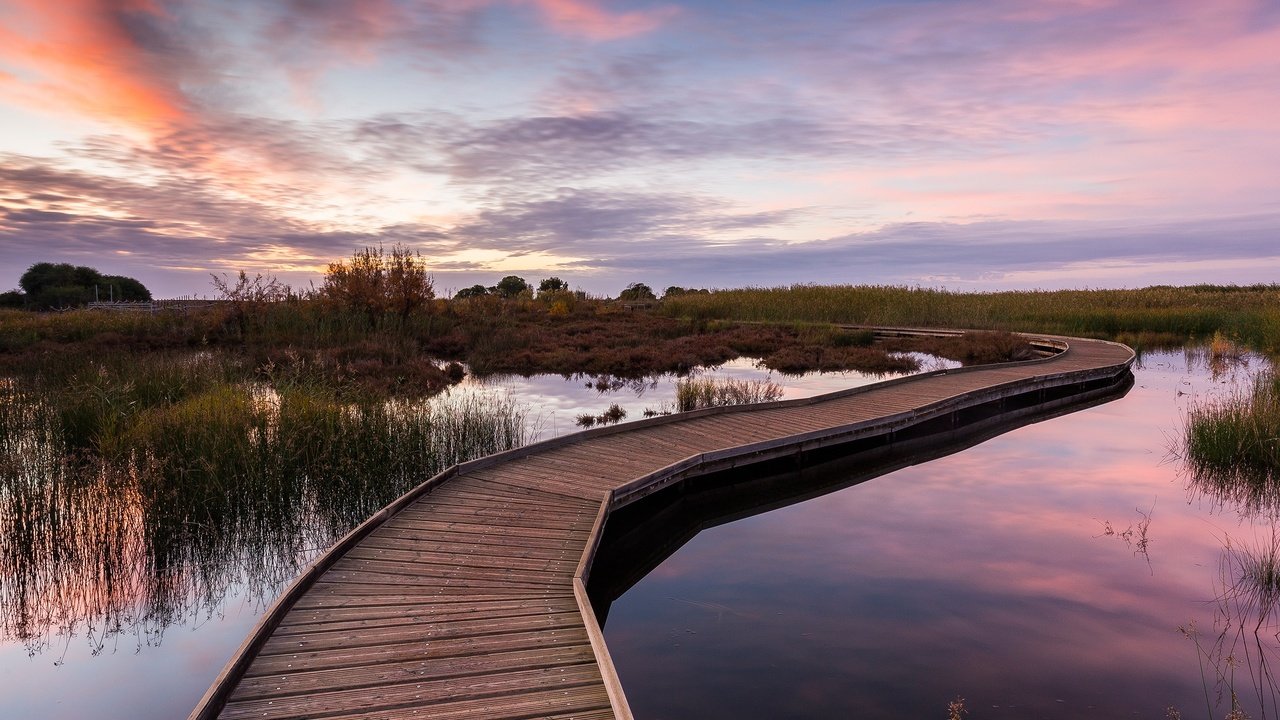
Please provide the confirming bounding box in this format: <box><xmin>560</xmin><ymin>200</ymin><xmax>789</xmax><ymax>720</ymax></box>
<box><xmin>0</xmin><ymin>290</ymin><xmax>25</xmax><ymax>309</ymax></box>
<box><xmin>100</xmin><ymin>275</ymin><xmax>152</xmax><ymax>302</ymax></box>
<box><xmin>321</xmin><ymin>244</ymin><xmax>434</xmax><ymax>320</ymax></box>
<box><xmin>493</xmin><ymin>275</ymin><xmax>530</xmax><ymax>299</ymax></box>
<box><xmin>18</xmin><ymin>262</ymin><xmax>150</xmax><ymax>309</ymax></box>
<box><xmin>618</xmin><ymin>282</ymin><xmax>656</xmax><ymax>302</ymax></box>
<box><xmin>454</xmin><ymin>284</ymin><xmax>489</xmax><ymax>299</ymax></box>
<box><xmin>538</xmin><ymin>277</ymin><xmax>567</xmax><ymax>294</ymax></box>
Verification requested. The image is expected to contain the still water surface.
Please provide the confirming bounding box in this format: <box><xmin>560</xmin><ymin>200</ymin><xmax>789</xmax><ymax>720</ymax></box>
<box><xmin>0</xmin><ymin>351</ymin><xmax>1268</xmax><ymax>718</ymax></box>
<box><xmin>601</xmin><ymin>350</ymin><xmax>1275</xmax><ymax>719</ymax></box>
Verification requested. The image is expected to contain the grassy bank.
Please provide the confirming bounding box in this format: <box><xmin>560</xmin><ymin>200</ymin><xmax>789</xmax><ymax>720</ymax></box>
<box><xmin>659</xmin><ymin>284</ymin><xmax>1280</xmax><ymax>352</ymax></box>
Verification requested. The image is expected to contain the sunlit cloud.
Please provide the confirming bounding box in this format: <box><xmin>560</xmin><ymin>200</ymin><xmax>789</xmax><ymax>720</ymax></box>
<box><xmin>0</xmin><ymin>0</ymin><xmax>197</xmax><ymax>129</ymax></box>
<box><xmin>522</xmin><ymin>0</ymin><xmax>679</xmax><ymax>41</ymax></box>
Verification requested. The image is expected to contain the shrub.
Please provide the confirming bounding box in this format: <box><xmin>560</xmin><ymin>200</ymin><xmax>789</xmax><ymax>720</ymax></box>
<box><xmin>321</xmin><ymin>244</ymin><xmax>434</xmax><ymax>320</ymax></box>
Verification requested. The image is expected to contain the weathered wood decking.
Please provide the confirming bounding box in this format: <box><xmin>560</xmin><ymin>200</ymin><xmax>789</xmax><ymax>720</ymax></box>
<box><xmin>191</xmin><ymin>331</ymin><xmax>1135</xmax><ymax>720</ymax></box>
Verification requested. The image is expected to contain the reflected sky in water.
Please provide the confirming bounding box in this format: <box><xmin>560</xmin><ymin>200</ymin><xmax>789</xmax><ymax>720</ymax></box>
<box><xmin>603</xmin><ymin>351</ymin><xmax>1276</xmax><ymax>719</ymax></box>
<box><xmin>462</xmin><ymin>354</ymin><xmax>951</xmax><ymax>440</ymax></box>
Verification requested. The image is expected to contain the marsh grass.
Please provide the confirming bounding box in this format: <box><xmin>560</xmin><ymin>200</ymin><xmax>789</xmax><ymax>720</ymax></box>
<box><xmin>0</xmin><ymin>355</ymin><xmax>526</xmax><ymax>655</ymax></box>
<box><xmin>659</xmin><ymin>284</ymin><xmax>1280</xmax><ymax>352</ymax></box>
<box><xmin>1183</xmin><ymin>372</ymin><xmax>1280</xmax><ymax>514</ymax></box>
<box><xmin>675</xmin><ymin>376</ymin><xmax>785</xmax><ymax>412</ymax></box>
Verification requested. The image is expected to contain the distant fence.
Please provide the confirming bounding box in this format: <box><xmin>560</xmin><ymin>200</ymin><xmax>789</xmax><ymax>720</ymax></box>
<box><xmin>86</xmin><ymin>299</ymin><xmax>227</xmax><ymax>313</ymax></box>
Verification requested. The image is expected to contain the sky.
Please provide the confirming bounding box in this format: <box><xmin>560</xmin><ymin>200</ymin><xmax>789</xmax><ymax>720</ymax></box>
<box><xmin>0</xmin><ymin>0</ymin><xmax>1278</xmax><ymax>298</ymax></box>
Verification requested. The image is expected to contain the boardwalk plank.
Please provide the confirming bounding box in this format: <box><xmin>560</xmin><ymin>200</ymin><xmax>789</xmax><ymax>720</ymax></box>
<box><xmin>222</xmin><ymin>665</ymin><xmax>604</xmax><ymax>720</ymax></box>
<box><xmin>243</xmin><ymin>626</ymin><xmax>593</xmax><ymax>677</ymax></box>
<box><xmin>276</xmin><ymin>598</ymin><xmax>581</xmax><ymax>635</ymax></box>
<box><xmin>317</xmin><ymin>685</ymin><xmax>612</xmax><ymax>720</ymax></box>
<box><xmin>259</xmin><ymin>612</ymin><xmax>587</xmax><ymax>656</ymax></box>
<box><xmin>231</xmin><ymin>645</ymin><xmax>597</xmax><ymax>700</ymax></box>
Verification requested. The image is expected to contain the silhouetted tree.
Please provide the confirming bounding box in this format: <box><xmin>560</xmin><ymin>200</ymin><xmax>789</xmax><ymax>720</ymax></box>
<box><xmin>18</xmin><ymin>262</ymin><xmax>150</xmax><ymax>309</ymax></box>
<box><xmin>618</xmin><ymin>282</ymin><xmax>656</xmax><ymax>302</ymax></box>
<box><xmin>454</xmin><ymin>284</ymin><xmax>489</xmax><ymax>299</ymax></box>
<box><xmin>100</xmin><ymin>275</ymin><xmax>152</xmax><ymax>302</ymax></box>
<box><xmin>0</xmin><ymin>290</ymin><xmax>25</xmax><ymax>309</ymax></box>
<box><xmin>493</xmin><ymin>275</ymin><xmax>530</xmax><ymax>298</ymax></box>
<box><xmin>538</xmin><ymin>277</ymin><xmax>568</xmax><ymax>294</ymax></box>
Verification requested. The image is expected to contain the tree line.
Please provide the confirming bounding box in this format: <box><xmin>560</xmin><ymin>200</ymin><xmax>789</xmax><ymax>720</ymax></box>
<box><xmin>3</xmin><ymin>249</ymin><xmax>709</xmax><ymax>313</ymax></box>
<box><xmin>1</xmin><ymin>263</ymin><xmax>151</xmax><ymax>310</ymax></box>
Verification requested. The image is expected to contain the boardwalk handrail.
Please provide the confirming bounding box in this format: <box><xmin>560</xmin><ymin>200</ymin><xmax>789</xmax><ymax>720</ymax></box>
<box><xmin>190</xmin><ymin>329</ymin><xmax>1134</xmax><ymax>720</ymax></box>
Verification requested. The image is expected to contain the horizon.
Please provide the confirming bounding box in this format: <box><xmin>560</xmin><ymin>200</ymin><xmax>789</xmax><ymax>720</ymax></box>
<box><xmin>2</xmin><ymin>1</ymin><xmax>1278</xmax><ymax>298</ymax></box>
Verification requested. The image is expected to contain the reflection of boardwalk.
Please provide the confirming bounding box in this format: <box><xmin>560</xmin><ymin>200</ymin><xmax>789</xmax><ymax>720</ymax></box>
<box><xmin>191</xmin><ymin>332</ymin><xmax>1134</xmax><ymax>720</ymax></box>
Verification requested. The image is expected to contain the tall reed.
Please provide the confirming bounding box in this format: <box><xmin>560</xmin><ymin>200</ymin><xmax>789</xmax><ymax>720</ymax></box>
<box><xmin>1183</xmin><ymin>371</ymin><xmax>1280</xmax><ymax>515</ymax></box>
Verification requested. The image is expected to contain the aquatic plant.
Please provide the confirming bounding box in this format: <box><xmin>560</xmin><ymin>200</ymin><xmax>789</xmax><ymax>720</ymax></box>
<box><xmin>675</xmin><ymin>376</ymin><xmax>785</xmax><ymax>412</ymax></box>
<box><xmin>575</xmin><ymin>403</ymin><xmax>628</xmax><ymax>427</ymax></box>
<box><xmin>1183</xmin><ymin>371</ymin><xmax>1280</xmax><ymax>514</ymax></box>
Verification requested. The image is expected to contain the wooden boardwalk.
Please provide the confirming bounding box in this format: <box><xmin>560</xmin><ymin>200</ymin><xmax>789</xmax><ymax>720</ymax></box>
<box><xmin>191</xmin><ymin>331</ymin><xmax>1134</xmax><ymax>720</ymax></box>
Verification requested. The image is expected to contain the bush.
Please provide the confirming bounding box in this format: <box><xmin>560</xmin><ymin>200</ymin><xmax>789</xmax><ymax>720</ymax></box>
<box><xmin>321</xmin><ymin>244</ymin><xmax>434</xmax><ymax>320</ymax></box>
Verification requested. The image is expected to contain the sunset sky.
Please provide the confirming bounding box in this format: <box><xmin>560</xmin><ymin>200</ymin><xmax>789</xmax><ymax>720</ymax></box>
<box><xmin>1</xmin><ymin>0</ymin><xmax>1277</xmax><ymax>297</ymax></box>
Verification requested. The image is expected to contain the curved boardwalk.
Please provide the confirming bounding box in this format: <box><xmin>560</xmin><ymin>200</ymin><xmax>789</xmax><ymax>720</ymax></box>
<box><xmin>191</xmin><ymin>331</ymin><xmax>1134</xmax><ymax>720</ymax></box>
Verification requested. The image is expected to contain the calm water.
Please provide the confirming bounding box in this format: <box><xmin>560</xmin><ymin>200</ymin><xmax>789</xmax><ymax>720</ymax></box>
<box><xmin>0</xmin><ymin>358</ymin><xmax>929</xmax><ymax>720</ymax></box>
<box><xmin>599</xmin><ymin>350</ymin><xmax>1276</xmax><ymax>719</ymax></box>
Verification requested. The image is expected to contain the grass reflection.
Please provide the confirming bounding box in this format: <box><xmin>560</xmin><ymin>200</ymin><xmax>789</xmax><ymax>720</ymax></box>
<box><xmin>0</xmin><ymin>353</ymin><xmax>525</xmax><ymax>657</ymax></box>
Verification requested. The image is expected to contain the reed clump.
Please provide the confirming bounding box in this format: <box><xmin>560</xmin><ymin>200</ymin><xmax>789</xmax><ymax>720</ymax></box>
<box><xmin>675</xmin><ymin>376</ymin><xmax>785</xmax><ymax>412</ymax></box>
<box><xmin>1183</xmin><ymin>371</ymin><xmax>1280</xmax><ymax>514</ymax></box>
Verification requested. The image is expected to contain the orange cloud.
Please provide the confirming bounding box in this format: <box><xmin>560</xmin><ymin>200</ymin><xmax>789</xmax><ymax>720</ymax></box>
<box><xmin>0</xmin><ymin>0</ymin><xmax>190</xmax><ymax>130</ymax></box>
<box><xmin>522</xmin><ymin>0</ymin><xmax>679</xmax><ymax>41</ymax></box>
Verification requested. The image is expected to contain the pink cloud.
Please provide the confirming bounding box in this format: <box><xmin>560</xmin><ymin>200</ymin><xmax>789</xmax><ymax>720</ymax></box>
<box><xmin>0</xmin><ymin>0</ymin><xmax>190</xmax><ymax>129</ymax></box>
<box><xmin>521</xmin><ymin>0</ymin><xmax>679</xmax><ymax>41</ymax></box>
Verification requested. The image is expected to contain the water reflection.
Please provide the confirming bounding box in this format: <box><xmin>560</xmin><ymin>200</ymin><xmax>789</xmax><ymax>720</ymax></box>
<box><xmin>1179</xmin><ymin>528</ymin><xmax>1280</xmax><ymax>719</ymax></box>
<box><xmin>461</xmin><ymin>356</ymin><xmax>943</xmax><ymax>439</ymax></box>
<box><xmin>598</xmin><ymin>352</ymin><xmax>1279</xmax><ymax>719</ymax></box>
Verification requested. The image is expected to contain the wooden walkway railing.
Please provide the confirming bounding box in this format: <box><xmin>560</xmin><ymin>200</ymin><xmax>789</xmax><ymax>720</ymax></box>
<box><xmin>190</xmin><ymin>331</ymin><xmax>1135</xmax><ymax>720</ymax></box>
